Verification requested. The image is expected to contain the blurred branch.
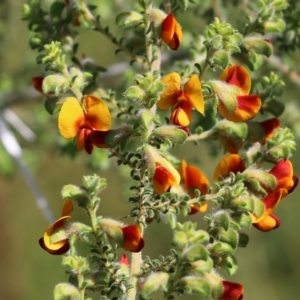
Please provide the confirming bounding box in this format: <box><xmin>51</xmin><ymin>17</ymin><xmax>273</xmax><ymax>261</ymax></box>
<box><xmin>267</xmin><ymin>55</ymin><xmax>300</xmax><ymax>86</ymax></box>
<box><xmin>0</xmin><ymin>112</ymin><xmax>54</xmax><ymax>224</ymax></box>
<box><xmin>3</xmin><ymin>108</ymin><xmax>36</xmax><ymax>142</ymax></box>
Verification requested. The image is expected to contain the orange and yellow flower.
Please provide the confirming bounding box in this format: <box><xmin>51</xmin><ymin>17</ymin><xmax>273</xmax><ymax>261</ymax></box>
<box><xmin>39</xmin><ymin>200</ymin><xmax>73</xmax><ymax>255</ymax></box>
<box><xmin>213</xmin><ymin>154</ymin><xmax>246</xmax><ymax>181</ymax></box>
<box><xmin>216</xmin><ymin>64</ymin><xmax>261</xmax><ymax>122</ymax></box>
<box><xmin>161</xmin><ymin>14</ymin><xmax>182</xmax><ymax>50</ymax></box>
<box><xmin>157</xmin><ymin>73</ymin><xmax>204</xmax><ymax>127</ymax></box>
<box><xmin>179</xmin><ymin>160</ymin><xmax>209</xmax><ymax>213</ymax></box>
<box><xmin>58</xmin><ymin>95</ymin><xmax>111</xmax><ymax>154</ymax></box>
<box><xmin>153</xmin><ymin>162</ymin><xmax>180</xmax><ymax>194</ymax></box>
<box><xmin>219</xmin><ymin>280</ymin><xmax>244</xmax><ymax>300</ymax></box>
<box><xmin>121</xmin><ymin>225</ymin><xmax>144</xmax><ymax>252</ymax></box>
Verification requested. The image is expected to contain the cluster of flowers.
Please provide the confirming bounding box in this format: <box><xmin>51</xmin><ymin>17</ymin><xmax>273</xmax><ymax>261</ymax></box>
<box><xmin>34</xmin><ymin>13</ymin><xmax>296</xmax><ymax>300</ymax></box>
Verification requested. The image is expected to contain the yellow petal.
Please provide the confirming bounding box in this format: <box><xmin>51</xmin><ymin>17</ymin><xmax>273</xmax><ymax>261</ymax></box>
<box><xmin>83</xmin><ymin>95</ymin><xmax>111</xmax><ymax>130</ymax></box>
<box><xmin>157</xmin><ymin>73</ymin><xmax>182</xmax><ymax>109</ymax></box>
<box><xmin>184</xmin><ymin>75</ymin><xmax>204</xmax><ymax>114</ymax></box>
<box><xmin>58</xmin><ymin>97</ymin><xmax>84</xmax><ymax>139</ymax></box>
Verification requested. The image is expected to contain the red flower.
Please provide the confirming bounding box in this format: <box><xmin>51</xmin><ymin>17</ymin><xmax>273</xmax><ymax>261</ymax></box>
<box><xmin>161</xmin><ymin>14</ymin><xmax>182</xmax><ymax>50</ymax></box>
<box><xmin>121</xmin><ymin>225</ymin><xmax>144</xmax><ymax>253</ymax></box>
<box><xmin>219</xmin><ymin>280</ymin><xmax>244</xmax><ymax>300</ymax></box>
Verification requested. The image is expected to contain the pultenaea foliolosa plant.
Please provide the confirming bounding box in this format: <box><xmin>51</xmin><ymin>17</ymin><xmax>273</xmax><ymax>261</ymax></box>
<box><xmin>23</xmin><ymin>0</ymin><xmax>298</xmax><ymax>299</ymax></box>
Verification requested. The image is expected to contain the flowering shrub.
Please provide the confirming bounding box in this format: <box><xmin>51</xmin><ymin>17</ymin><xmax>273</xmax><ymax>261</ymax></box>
<box><xmin>21</xmin><ymin>0</ymin><xmax>299</xmax><ymax>299</ymax></box>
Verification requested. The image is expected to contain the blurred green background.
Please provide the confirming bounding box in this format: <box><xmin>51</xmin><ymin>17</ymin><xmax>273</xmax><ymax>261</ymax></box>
<box><xmin>1</xmin><ymin>0</ymin><xmax>300</xmax><ymax>299</ymax></box>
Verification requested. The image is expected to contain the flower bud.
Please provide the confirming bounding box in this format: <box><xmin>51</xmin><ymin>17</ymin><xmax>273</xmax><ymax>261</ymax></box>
<box><xmin>190</xmin><ymin>258</ymin><xmax>214</xmax><ymax>275</ymax></box>
<box><xmin>124</xmin><ymin>85</ymin><xmax>146</xmax><ymax>103</ymax></box>
<box><xmin>98</xmin><ymin>218</ymin><xmax>124</xmax><ymax>246</ymax></box>
<box><xmin>181</xmin><ymin>276</ymin><xmax>211</xmax><ymax>296</ymax></box>
<box><xmin>243</xmin><ymin>37</ymin><xmax>273</xmax><ymax>57</ymax></box>
<box><xmin>53</xmin><ymin>283</ymin><xmax>80</xmax><ymax>300</ymax></box>
<box><xmin>183</xmin><ymin>244</ymin><xmax>208</xmax><ymax>262</ymax></box>
<box><xmin>149</xmin><ymin>8</ymin><xmax>167</xmax><ymax>27</ymax></box>
<box><xmin>150</xmin><ymin>125</ymin><xmax>188</xmax><ymax>145</ymax></box>
<box><xmin>141</xmin><ymin>272</ymin><xmax>169</xmax><ymax>297</ymax></box>
<box><xmin>115</xmin><ymin>11</ymin><xmax>144</xmax><ymax>29</ymax></box>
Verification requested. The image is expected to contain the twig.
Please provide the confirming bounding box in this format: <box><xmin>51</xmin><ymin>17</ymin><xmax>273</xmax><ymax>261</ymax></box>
<box><xmin>0</xmin><ymin>112</ymin><xmax>55</xmax><ymax>224</ymax></box>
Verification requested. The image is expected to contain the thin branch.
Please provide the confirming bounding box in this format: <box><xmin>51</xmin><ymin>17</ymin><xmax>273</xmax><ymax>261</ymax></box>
<box><xmin>0</xmin><ymin>112</ymin><xmax>55</xmax><ymax>224</ymax></box>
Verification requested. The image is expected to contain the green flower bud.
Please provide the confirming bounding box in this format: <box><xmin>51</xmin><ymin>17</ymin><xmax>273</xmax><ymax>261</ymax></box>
<box><xmin>149</xmin><ymin>8</ymin><xmax>167</xmax><ymax>27</ymax></box>
<box><xmin>190</xmin><ymin>258</ymin><xmax>214</xmax><ymax>275</ymax></box>
<box><xmin>61</xmin><ymin>184</ymin><xmax>89</xmax><ymax>207</ymax></box>
<box><xmin>173</xmin><ymin>230</ymin><xmax>188</xmax><ymax>249</ymax></box>
<box><xmin>231</xmin><ymin>196</ymin><xmax>255</xmax><ymax>212</ymax></box>
<box><xmin>116</xmin><ymin>11</ymin><xmax>144</xmax><ymax>29</ymax></box>
<box><xmin>62</xmin><ymin>256</ymin><xmax>90</xmax><ymax>273</ymax></box>
<box><xmin>211</xmin><ymin>211</ymin><xmax>231</xmax><ymax>231</ymax></box>
<box><xmin>124</xmin><ymin>85</ymin><xmax>146</xmax><ymax>104</ymax></box>
<box><xmin>54</xmin><ymin>283</ymin><xmax>80</xmax><ymax>300</ymax></box>
<box><xmin>43</xmin><ymin>74</ymin><xmax>69</xmax><ymax>95</ymax></box>
<box><xmin>82</xmin><ymin>175</ymin><xmax>107</xmax><ymax>195</ymax></box>
<box><xmin>243</xmin><ymin>169</ymin><xmax>277</xmax><ymax>192</ymax></box>
<box><xmin>181</xmin><ymin>276</ymin><xmax>211</xmax><ymax>296</ymax></box>
<box><xmin>263</xmin><ymin>18</ymin><xmax>285</xmax><ymax>33</ymax></box>
<box><xmin>150</xmin><ymin>126</ymin><xmax>188</xmax><ymax>145</ymax></box>
<box><xmin>204</xmin><ymin>272</ymin><xmax>223</xmax><ymax>298</ymax></box>
<box><xmin>210</xmin><ymin>50</ymin><xmax>230</xmax><ymax>68</ymax></box>
<box><xmin>141</xmin><ymin>272</ymin><xmax>169</xmax><ymax>297</ymax></box>
<box><xmin>209</xmin><ymin>228</ymin><xmax>239</xmax><ymax>249</ymax></box>
<box><xmin>231</xmin><ymin>212</ymin><xmax>252</xmax><ymax>228</ymax></box>
<box><xmin>243</xmin><ymin>37</ymin><xmax>273</xmax><ymax>57</ymax></box>
<box><xmin>188</xmin><ymin>230</ymin><xmax>210</xmax><ymax>244</ymax></box>
<box><xmin>183</xmin><ymin>244</ymin><xmax>208</xmax><ymax>262</ymax></box>
<box><xmin>98</xmin><ymin>218</ymin><xmax>124</xmax><ymax>246</ymax></box>
<box><xmin>208</xmin><ymin>241</ymin><xmax>234</xmax><ymax>256</ymax></box>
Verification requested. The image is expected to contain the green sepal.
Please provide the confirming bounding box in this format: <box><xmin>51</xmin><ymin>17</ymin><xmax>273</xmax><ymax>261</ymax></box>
<box><xmin>209</xmin><ymin>241</ymin><xmax>234</xmax><ymax>256</ymax></box>
<box><xmin>220</xmin><ymin>254</ymin><xmax>238</xmax><ymax>275</ymax></box>
<box><xmin>243</xmin><ymin>37</ymin><xmax>273</xmax><ymax>57</ymax></box>
<box><xmin>44</xmin><ymin>96</ymin><xmax>62</xmax><ymax>115</ymax></box>
<box><xmin>209</xmin><ymin>227</ymin><xmax>239</xmax><ymax>249</ymax></box>
<box><xmin>141</xmin><ymin>272</ymin><xmax>169</xmax><ymax>297</ymax></box>
<box><xmin>210</xmin><ymin>50</ymin><xmax>230</xmax><ymax>69</ymax></box>
<box><xmin>190</xmin><ymin>258</ymin><xmax>214</xmax><ymax>275</ymax></box>
<box><xmin>116</xmin><ymin>11</ymin><xmax>144</xmax><ymax>29</ymax></box>
<box><xmin>53</xmin><ymin>283</ymin><xmax>80</xmax><ymax>300</ymax></box>
<box><xmin>231</xmin><ymin>212</ymin><xmax>252</xmax><ymax>228</ymax></box>
<box><xmin>61</xmin><ymin>184</ymin><xmax>89</xmax><ymax>207</ymax></box>
<box><xmin>150</xmin><ymin>126</ymin><xmax>188</xmax><ymax>145</ymax></box>
<box><xmin>43</xmin><ymin>74</ymin><xmax>69</xmax><ymax>95</ymax></box>
<box><xmin>173</xmin><ymin>231</ymin><xmax>188</xmax><ymax>249</ymax></box>
<box><xmin>181</xmin><ymin>276</ymin><xmax>211</xmax><ymax>296</ymax></box>
<box><xmin>183</xmin><ymin>244</ymin><xmax>208</xmax><ymax>262</ymax></box>
<box><xmin>210</xmin><ymin>211</ymin><xmax>230</xmax><ymax>231</ymax></box>
<box><xmin>231</xmin><ymin>196</ymin><xmax>255</xmax><ymax>212</ymax></box>
<box><xmin>123</xmin><ymin>85</ymin><xmax>146</xmax><ymax>103</ymax></box>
